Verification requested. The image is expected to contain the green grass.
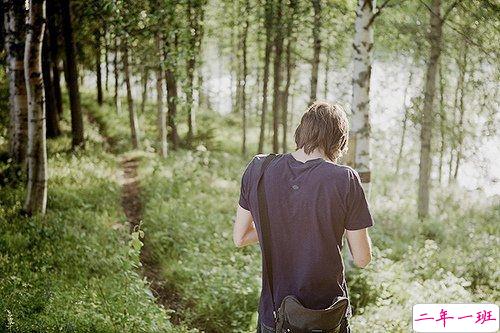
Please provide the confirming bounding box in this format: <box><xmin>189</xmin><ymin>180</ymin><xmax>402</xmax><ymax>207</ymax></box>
<box><xmin>140</xmin><ymin>150</ymin><xmax>260</xmax><ymax>333</ymax></box>
<box><xmin>1</xmin><ymin>88</ymin><xmax>498</xmax><ymax>333</ymax></box>
<box><xmin>85</xmin><ymin>91</ymin><xmax>498</xmax><ymax>333</ymax></box>
<box><xmin>0</xmin><ymin>95</ymin><xmax>194</xmax><ymax>332</ymax></box>
<box><xmin>137</xmin><ymin>146</ymin><xmax>499</xmax><ymax>333</ymax></box>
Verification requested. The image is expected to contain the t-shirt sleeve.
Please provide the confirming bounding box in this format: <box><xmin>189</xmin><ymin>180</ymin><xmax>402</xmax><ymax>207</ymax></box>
<box><xmin>345</xmin><ymin>168</ymin><xmax>374</xmax><ymax>230</ymax></box>
<box><xmin>238</xmin><ymin>157</ymin><xmax>254</xmax><ymax>211</ymax></box>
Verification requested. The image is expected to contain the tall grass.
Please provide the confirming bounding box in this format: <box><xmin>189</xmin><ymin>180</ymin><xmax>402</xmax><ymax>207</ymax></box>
<box><xmin>0</xmin><ymin>95</ymin><xmax>193</xmax><ymax>332</ymax></box>
<box><xmin>135</xmin><ymin>107</ymin><xmax>499</xmax><ymax>332</ymax></box>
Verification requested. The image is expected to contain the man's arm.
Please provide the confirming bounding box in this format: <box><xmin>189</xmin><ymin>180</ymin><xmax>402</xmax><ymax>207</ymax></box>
<box><xmin>233</xmin><ymin>204</ymin><xmax>259</xmax><ymax>247</ymax></box>
<box><xmin>345</xmin><ymin>228</ymin><xmax>372</xmax><ymax>268</ymax></box>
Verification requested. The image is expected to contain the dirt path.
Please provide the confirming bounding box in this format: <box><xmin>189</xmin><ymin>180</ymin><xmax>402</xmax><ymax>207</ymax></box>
<box><xmin>85</xmin><ymin>108</ymin><xmax>184</xmax><ymax>324</ymax></box>
<box><xmin>120</xmin><ymin>155</ymin><xmax>183</xmax><ymax>324</ymax></box>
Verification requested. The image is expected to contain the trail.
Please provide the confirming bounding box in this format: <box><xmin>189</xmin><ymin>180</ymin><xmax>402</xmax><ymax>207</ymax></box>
<box><xmin>85</xmin><ymin>109</ymin><xmax>184</xmax><ymax>323</ymax></box>
<box><xmin>119</xmin><ymin>155</ymin><xmax>183</xmax><ymax>324</ymax></box>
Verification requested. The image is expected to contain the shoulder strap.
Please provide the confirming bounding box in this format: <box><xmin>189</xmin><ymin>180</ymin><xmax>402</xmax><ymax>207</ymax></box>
<box><xmin>257</xmin><ymin>153</ymin><xmax>278</xmax><ymax>320</ymax></box>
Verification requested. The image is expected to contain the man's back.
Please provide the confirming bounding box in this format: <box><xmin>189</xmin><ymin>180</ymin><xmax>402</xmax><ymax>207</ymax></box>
<box><xmin>239</xmin><ymin>153</ymin><xmax>374</xmax><ymax>330</ymax></box>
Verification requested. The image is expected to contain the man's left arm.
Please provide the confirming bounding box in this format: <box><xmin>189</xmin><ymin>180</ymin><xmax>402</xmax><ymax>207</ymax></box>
<box><xmin>233</xmin><ymin>204</ymin><xmax>259</xmax><ymax>247</ymax></box>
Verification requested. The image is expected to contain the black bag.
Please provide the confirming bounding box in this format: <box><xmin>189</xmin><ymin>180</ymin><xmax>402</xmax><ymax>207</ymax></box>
<box><xmin>257</xmin><ymin>154</ymin><xmax>349</xmax><ymax>333</ymax></box>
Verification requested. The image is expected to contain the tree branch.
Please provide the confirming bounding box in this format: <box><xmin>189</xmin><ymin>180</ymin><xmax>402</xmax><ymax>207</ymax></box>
<box><xmin>367</xmin><ymin>0</ymin><xmax>393</xmax><ymax>27</ymax></box>
<box><xmin>442</xmin><ymin>0</ymin><xmax>459</xmax><ymax>22</ymax></box>
<box><xmin>444</xmin><ymin>19</ymin><xmax>498</xmax><ymax>60</ymax></box>
<box><xmin>418</xmin><ymin>0</ymin><xmax>437</xmax><ymax>18</ymax></box>
<box><xmin>418</xmin><ymin>0</ymin><xmax>497</xmax><ymax>61</ymax></box>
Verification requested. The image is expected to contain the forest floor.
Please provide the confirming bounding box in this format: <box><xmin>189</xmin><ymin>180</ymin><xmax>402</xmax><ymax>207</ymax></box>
<box><xmin>0</xmin><ymin>94</ymin><xmax>187</xmax><ymax>332</ymax></box>
<box><xmin>2</xmin><ymin>93</ymin><xmax>497</xmax><ymax>333</ymax></box>
<box><xmin>84</xmin><ymin>93</ymin><xmax>498</xmax><ymax>333</ymax></box>
<box><xmin>120</xmin><ymin>154</ymin><xmax>184</xmax><ymax>325</ymax></box>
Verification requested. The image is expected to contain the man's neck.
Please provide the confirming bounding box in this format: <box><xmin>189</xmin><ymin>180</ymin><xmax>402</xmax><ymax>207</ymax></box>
<box><xmin>291</xmin><ymin>149</ymin><xmax>326</xmax><ymax>163</ymax></box>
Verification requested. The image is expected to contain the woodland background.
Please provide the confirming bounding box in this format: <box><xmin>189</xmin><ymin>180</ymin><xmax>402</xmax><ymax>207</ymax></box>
<box><xmin>0</xmin><ymin>0</ymin><xmax>498</xmax><ymax>332</ymax></box>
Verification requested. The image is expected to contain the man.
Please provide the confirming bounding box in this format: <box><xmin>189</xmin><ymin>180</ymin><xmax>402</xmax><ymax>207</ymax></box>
<box><xmin>233</xmin><ymin>101</ymin><xmax>374</xmax><ymax>333</ymax></box>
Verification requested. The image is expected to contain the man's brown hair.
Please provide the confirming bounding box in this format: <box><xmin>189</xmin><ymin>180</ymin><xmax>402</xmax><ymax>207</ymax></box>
<box><xmin>294</xmin><ymin>101</ymin><xmax>349</xmax><ymax>162</ymax></box>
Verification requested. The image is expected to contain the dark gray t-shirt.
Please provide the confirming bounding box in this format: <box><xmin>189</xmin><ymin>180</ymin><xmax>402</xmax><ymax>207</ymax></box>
<box><xmin>239</xmin><ymin>153</ymin><xmax>374</xmax><ymax>329</ymax></box>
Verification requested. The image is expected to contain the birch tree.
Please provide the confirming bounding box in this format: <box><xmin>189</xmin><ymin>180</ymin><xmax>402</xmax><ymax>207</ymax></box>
<box><xmin>350</xmin><ymin>0</ymin><xmax>376</xmax><ymax>195</ymax></box>
<box><xmin>3</xmin><ymin>0</ymin><xmax>28</xmax><ymax>166</ymax></box>
<box><xmin>349</xmin><ymin>0</ymin><xmax>391</xmax><ymax>195</ymax></box>
<box><xmin>24</xmin><ymin>0</ymin><xmax>47</xmax><ymax>215</ymax></box>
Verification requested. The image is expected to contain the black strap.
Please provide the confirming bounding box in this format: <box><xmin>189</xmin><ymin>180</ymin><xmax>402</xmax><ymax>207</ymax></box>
<box><xmin>257</xmin><ymin>153</ymin><xmax>279</xmax><ymax>320</ymax></box>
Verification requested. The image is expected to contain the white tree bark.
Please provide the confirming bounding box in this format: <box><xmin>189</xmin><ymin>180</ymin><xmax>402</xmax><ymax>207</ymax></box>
<box><xmin>3</xmin><ymin>0</ymin><xmax>28</xmax><ymax>166</ymax></box>
<box><xmin>351</xmin><ymin>0</ymin><xmax>375</xmax><ymax>196</ymax></box>
<box><xmin>24</xmin><ymin>0</ymin><xmax>47</xmax><ymax>215</ymax></box>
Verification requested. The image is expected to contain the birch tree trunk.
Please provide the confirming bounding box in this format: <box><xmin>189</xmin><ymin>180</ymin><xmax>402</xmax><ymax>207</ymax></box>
<box><xmin>122</xmin><ymin>43</ymin><xmax>140</xmax><ymax>149</ymax></box>
<box><xmin>309</xmin><ymin>0</ymin><xmax>321</xmax><ymax>105</ymax></box>
<box><xmin>257</xmin><ymin>0</ymin><xmax>273</xmax><ymax>154</ymax></box>
<box><xmin>3</xmin><ymin>0</ymin><xmax>28</xmax><ymax>166</ymax></box>
<box><xmin>272</xmin><ymin>0</ymin><xmax>284</xmax><ymax>153</ymax></box>
<box><xmin>24</xmin><ymin>0</ymin><xmax>47</xmax><ymax>215</ymax></box>
<box><xmin>350</xmin><ymin>0</ymin><xmax>375</xmax><ymax>195</ymax></box>
<box><xmin>156</xmin><ymin>33</ymin><xmax>167</xmax><ymax>157</ymax></box>
<box><xmin>417</xmin><ymin>0</ymin><xmax>442</xmax><ymax>219</ymax></box>
<box><xmin>61</xmin><ymin>0</ymin><xmax>84</xmax><ymax>149</ymax></box>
